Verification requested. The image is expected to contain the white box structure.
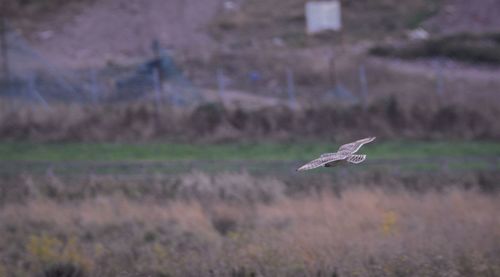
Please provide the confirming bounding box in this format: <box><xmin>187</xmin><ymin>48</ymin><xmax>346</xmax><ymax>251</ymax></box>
<box><xmin>305</xmin><ymin>1</ymin><xmax>342</xmax><ymax>34</ymax></box>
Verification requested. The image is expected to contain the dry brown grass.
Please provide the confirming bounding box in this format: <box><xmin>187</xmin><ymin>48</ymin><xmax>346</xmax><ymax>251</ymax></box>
<box><xmin>0</xmin><ymin>96</ymin><xmax>498</xmax><ymax>143</ymax></box>
<box><xmin>0</xmin><ymin>172</ymin><xmax>499</xmax><ymax>276</ymax></box>
<box><xmin>2</xmin><ymin>169</ymin><xmax>498</xmax><ymax>205</ymax></box>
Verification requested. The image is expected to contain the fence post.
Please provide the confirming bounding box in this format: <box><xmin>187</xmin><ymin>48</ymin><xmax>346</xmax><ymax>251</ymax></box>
<box><xmin>286</xmin><ymin>68</ymin><xmax>297</xmax><ymax>108</ymax></box>
<box><xmin>435</xmin><ymin>60</ymin><xmax>444</xmax><ymax>99</ymax></box>
<box><xmin>359</xmin><ymin>64</ymin><xmax>368</xmax><ymax>109</ymax></box>
<box><xmin>217</xmin><ymin>67</ymin><xmax>226</xmax><ymax>104</ymax></box>
<box><xmin>90</xmin><ymin>69</ymin><xmax>100</xmax><ymax>104</ymax></box>
<box><xmin>152</xmin><ymin>68</ymin><xmax>163</xmax><ymax>110</ymax></box>
<box><xmin>0</xmin><ymin>17</ymin><xmax>10</xmax><ymax>81</ymax></box>
<box><xmin>171</xmin><ymin>80</ymin><xmax>183</xmax><ymax>107</ymax></box>
<box><xmin>28</xmin><ymin>73</ymin><xmax>49</xmax><ymax>109</ymax></box>
<box><xmin>327</xmin><ymin>56</ymin><xmax>339</xmax><ymax>100</ymax></box>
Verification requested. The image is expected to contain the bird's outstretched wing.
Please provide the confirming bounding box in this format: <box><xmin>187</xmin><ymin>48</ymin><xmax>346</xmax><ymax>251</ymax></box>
<box><xmin>337</xmin><ymin>137</ymin><xmax>376</xmax><ymax>154</ymax></box>
<box><xmin>297</xmin><ymin>153</ymin><xmax>347</xmax><ymax>171</ymax></box>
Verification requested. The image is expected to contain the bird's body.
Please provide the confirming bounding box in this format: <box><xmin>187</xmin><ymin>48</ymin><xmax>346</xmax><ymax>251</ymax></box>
<box><xmin>297</xmin><ymin>137</ymin><xmax>376</xmax><ymax>171</ymax></box>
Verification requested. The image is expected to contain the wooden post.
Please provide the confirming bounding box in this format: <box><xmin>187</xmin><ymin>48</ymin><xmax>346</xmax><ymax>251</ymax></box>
<box><xmin>152</xmin><ymin>40</ymin><xmax>163</xmax><ymax>92</ymax></box>
<box><xmin>0</xmin><ymin>17</ymin><xmax>10</xmax><ymax>81</ymax></box>
<box><xmin>90</xmin><ymin>69</ymin><xmax>100</xmax><ymax>104</ymax></box>
<box><xmin>217</xmin><ymin>67</ymin><xmax>225</xmax><ymax>104</ymax></box>
<box><xmin>286</xmin><ymin>68</ymin><xmax>297</xmax><ymax>108</ymax></box>
<box><xmin>435</xmin><ymin>60</ymin><xmax>444</xmax><ymax>99</ymax></box>
<box><xmin>328</xmin><ymin>55</ymin><xmax>338</xmax><ymax>98</ymax></box>
<box><xmin>152</xmin><ymin>68</ymin><xmax>163</xmax><ymax>110</ymax></box>
<box><xmin>28</xmin><ymin>73</ymin><xmax>49</xmax><ymax>109</ymax></box>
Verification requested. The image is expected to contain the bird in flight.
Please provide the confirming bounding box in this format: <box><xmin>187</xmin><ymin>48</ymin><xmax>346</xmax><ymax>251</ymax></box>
<box><xmin>297</xmin><ymin>137</ymin><xmax>376</xmax><ymax>171</ymax></box>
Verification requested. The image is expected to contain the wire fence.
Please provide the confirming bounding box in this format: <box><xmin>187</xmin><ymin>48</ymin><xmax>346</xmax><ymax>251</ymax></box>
<box><xmin>0</xmin><ymin>19</ymin><xmax>494</xmax><ymax>111</ymax></box>
<box><xmin>0</xmin><ymin>21</ymin><xmax>205</xmax><ymax>109</ymax></box>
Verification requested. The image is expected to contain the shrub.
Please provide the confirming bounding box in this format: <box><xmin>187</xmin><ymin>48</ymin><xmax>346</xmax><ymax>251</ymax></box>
<box><xmin>42</xmin><ymin>263</ymin><xmax>85</xmax><ymax>277</ymax></box>
<box><xmin>370</xmin><ymin>32</ymin><xmax>500</xmax><ymax>64</ymax></box>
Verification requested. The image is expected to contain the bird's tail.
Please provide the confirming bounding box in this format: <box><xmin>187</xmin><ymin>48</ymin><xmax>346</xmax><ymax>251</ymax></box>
<box><xmin>347</xmin><ymin>154</ymin><xmax>366</xmax><ymax>164</ymax></box>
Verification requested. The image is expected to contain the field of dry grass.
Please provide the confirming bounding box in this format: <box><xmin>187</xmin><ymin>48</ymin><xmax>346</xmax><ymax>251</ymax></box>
<box><xmin>0</xmin><ymin>171</ymin><xmax>499</xmax><ymax>276</ymax></box>
<box><xmin>1</xmin><ymin>97</ymin><xmax>498</xmax><ymax>143</ymax></box>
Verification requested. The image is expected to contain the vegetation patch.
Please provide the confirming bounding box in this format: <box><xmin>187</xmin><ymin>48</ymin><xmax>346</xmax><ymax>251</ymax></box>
<box><xmin>370</xmin><ymin>32</ymin><xmax>500</xmax><ymax>64</ymax></box>
<box><xmin>0</xmin><ymin>99</ymin><xmax>499</xmax><ymax>142</ymax></box>
<box><xmin>2</xmin><ymin>0</ymin><xmax>94</xmax><ymax>17</ymax></box>
<box><xmin>0</xmin><ymin>180</ymin><xmax>498</xmax><ymax>275</ymax></box>
<box><xmin>0</xmin><ymin>141</ymin><xmax>499</xmax><ymax>162</ymax></box>
<box><xmin>210</xmin><ymin>0</ymin><xmax>444</xmax><ymax>46</ymax></box>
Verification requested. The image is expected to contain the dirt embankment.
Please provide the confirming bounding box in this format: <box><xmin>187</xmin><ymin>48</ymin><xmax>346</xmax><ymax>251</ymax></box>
<box><xmin>10</xmin><ymin>0</ymin><xmax>223</xmax><ymax>68</ymax></box>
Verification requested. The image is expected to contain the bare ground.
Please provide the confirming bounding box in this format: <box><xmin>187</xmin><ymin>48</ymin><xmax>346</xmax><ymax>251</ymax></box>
<box><xmin>12</xmin><ymin>0</ymin><xmax>223</xmax><ymax>68</ymax></box>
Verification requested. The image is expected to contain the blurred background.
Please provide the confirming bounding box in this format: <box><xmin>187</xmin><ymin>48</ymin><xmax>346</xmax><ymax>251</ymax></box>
<box><xmin>0</xmin><ymin>0</ymin><xmax>499</xmax><ymax>276</ymax></box>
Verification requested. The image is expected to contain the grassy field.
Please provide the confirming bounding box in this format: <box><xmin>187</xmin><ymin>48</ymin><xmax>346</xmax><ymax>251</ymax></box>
<box><xmin>0</xmin><ymin>140</ymin><xmax>498</xmax><ymax>276</ymax></box>
<box><xmin>1</xmin><ymin>141</ymin><xmax>499</xmax><ymax>162</ymax></box>
<box><xmin>0</xmin><ymin>172</ymin><xmax>499</xmax><ymax>276</ymax></box>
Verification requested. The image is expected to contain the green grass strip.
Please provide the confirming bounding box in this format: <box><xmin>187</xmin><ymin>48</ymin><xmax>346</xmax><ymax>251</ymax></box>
<box><xmin>0</xmin><ymin>141</ymin><xmax>499</xmax><ymax>162</ymax></box>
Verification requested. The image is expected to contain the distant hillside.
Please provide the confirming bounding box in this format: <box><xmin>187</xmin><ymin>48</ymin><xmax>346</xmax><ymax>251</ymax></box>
<box><xmin>210</xmin><ymin>0</ymin><xmax>442</xmax><ymax>47</ymax></box>
<box><xmin>6</xmin><ymin>0</ymin><xmax>500</xmax><ymax>68</ymax></box>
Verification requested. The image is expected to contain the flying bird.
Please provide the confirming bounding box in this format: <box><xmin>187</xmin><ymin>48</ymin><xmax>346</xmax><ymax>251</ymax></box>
<box><xmin>297</xmin><ymin>137</ymin><xmax>376</xmax><ymax>171</ymax></box>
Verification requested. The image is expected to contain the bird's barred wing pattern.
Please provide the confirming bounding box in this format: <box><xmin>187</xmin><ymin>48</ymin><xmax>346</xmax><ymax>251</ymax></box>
<box><xmin>297</xmin><ymin>153</ymin><xmax>348</xmax><ymax>171</ymax></box>
<box><xmin>346</xmin><ymin>154</ymin><xmax>366</xmax><ymax>164</ymax></box>
<box><xmin>337</xmin><ymin>137</ymin><xmax>376</xmax><ymax>154</ymax></box>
